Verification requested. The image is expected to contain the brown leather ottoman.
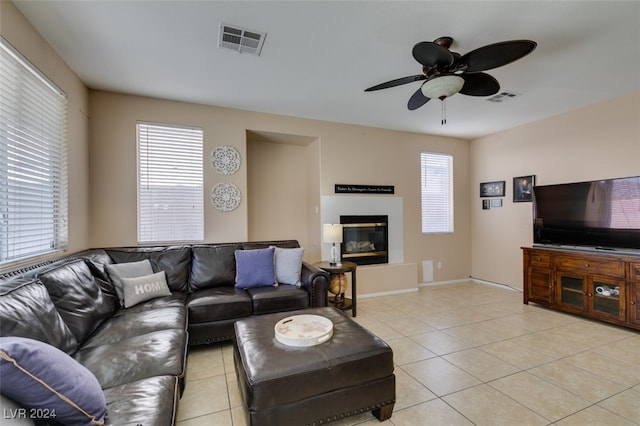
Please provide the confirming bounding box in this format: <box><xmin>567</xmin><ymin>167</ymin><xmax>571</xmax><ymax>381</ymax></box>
<box><xmin>233</xmin><ymin>307</ymin><xmax>395</xmax><ymax>425</ymax></box>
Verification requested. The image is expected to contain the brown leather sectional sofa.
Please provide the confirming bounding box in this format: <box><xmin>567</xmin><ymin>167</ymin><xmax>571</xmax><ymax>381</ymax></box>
<box><xmin>0</xmin><ymin>240</ymin><xmax>329</xmax><ymax>425</ymax></box>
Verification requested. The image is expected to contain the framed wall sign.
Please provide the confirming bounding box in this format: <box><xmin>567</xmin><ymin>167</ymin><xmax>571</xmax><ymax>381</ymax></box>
<box><xmin>480</xmin><ymin>181</ymin><xmax>505</xmax><ymax>197</ymax></box>
<box><xmin>513</xmin><ymin>175</ymin><xmax>535</xmax><ymax>202</ymax></box>
<box><xmin>335</xmin><ymin>184</ymin><xmax>394</xmax><ymax>194</ymax></box>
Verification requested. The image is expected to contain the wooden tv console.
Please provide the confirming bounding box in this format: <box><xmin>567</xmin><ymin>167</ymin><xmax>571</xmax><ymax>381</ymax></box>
<box><xmin>523</xmin><ymin>246</ymin><xmax>640</xmax><ymax>331</ymax></box>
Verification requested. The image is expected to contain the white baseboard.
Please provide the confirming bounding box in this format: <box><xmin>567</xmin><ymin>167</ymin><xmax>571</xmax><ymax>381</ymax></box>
<box><xmin>359</xmin><ymin>277</ymin><xmax>522</xmax><ymax>299</ymax></box>
<box><xmin>418</xmin><ymin>278</ymin><xmax>471</xmax><ymax>288</ymax></box>
<box><xmin>470</xmin><ymin>277</ymin><xmax>522</xmax><ymax>292</ymax></box>
<box><xmin>358</xmin><ymin>287</ymin><xmax>419</xmax><ymax>299</ymax></box>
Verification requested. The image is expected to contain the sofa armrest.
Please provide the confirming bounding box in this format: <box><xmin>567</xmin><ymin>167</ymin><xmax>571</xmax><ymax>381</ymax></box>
<box><xmin>300</xmin><ymin>262</ymin><xmax>329</xmax><ymax>307</ymax></box>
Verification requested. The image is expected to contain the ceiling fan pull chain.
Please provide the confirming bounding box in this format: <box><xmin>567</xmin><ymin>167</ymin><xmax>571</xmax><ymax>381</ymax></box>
<box><xmin>441</xmin><ymin>99</ymin><xmax>447</xmax><ymax>125</ymax></box>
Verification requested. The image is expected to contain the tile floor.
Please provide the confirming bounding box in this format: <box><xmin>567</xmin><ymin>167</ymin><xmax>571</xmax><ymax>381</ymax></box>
<box><xmin>176</xmin><ymin>281</ymin><xmax>640</xmax><ymax>425</ymax></box>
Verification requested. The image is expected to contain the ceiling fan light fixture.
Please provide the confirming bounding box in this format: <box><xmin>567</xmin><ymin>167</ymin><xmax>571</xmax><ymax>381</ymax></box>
<box><xmin>420</xmin><ymin>75</ymin><xmax>465</xmax><ymax>100</ymax></box>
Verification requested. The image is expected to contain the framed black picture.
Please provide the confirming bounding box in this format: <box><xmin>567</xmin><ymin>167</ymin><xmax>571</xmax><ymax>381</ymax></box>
<box><xmin>513</xmin><ymin>175</ymin><xmax>535</xmax><ymax>202</ymax></box>
<box><xmin>480</xmin><ymin>181</ymin><xmax>505</xmax><ymax>197</ymax></box>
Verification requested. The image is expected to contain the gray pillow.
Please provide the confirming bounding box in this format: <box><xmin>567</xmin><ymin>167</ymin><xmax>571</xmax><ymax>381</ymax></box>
<box><xmin>274</xmin><ymin>246</ymin><xmax>304</xmax><ymax>287</ymax></box>
<box><xmin>120</xmin><ymin>271</ymin><xmax>171</xmax><ymax>308</ymax></box>
<box><xmin>105</xmin><ymin>260</ymin><xmax>153</xmax><ymax>305</ymax></box>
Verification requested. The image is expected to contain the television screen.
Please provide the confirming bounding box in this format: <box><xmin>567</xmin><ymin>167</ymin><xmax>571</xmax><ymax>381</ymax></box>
<box><xmin>533</xmin><ymin>176</ymin><xmax>640</xmax><ymax>251</ymax></box>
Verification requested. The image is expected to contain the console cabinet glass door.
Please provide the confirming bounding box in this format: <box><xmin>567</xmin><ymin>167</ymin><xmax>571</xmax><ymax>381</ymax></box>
<box><xmin>588</xmin><ymin>275</ymin><xmax>625</xmax><ymax>321</ymax></box>
<box><xmin>556</xmin><ymin>273</ymin><xmax>586</xmax><ymax>312</ymax></box>
<box><xmin>555</xmin><ymin>272</ymin><xmax>625</xmax><ymax>321</ymax></box>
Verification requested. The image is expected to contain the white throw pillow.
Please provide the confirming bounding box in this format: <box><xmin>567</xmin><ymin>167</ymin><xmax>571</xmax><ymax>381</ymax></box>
<box><xmin>120</xmin><ymin>271</ymin><xmax>171</xmax><ymax>308</ymax></box>
<box><xmin>105</xmin><ymin>259</ymin><xmax>154</xmax><ymax>305</ymax></box>
<box><xmin>273</xmin><ymin>246</ymin><xmax>304</xmax><ymax>287</ymax></box>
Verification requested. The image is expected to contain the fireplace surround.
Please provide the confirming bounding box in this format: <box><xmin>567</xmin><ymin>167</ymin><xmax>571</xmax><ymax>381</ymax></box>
<box><xmin>340</xmin><ymin>215</ymin><xmax>388</xmax><ymax>265</ymax></box>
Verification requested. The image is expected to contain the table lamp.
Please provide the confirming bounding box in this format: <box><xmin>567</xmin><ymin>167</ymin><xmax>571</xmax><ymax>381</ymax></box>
<box><xmin>323</xmin><ymin>224</ymin><xmax>343</xmax><ymax>266</ymax></box>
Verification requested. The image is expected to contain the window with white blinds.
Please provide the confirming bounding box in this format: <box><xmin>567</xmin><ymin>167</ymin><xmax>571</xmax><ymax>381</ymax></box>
<box><xmin>137</xmin><ymin>122</ymin><xmax>204</xmax><ymax>243</ymax></box>
<box><xmin>0</xmin><ymin>37</ymin><xmax>68</xmax><ymax>265</ymax></box>
<box><xmin>421</xmin><ymin>152</ymin><xmax>454</xmax><ymax>233</ymax></box>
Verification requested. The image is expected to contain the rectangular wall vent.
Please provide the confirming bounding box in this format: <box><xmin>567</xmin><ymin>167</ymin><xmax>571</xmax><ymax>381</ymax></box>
<box><xmin>218</xmin><ymin>23</ymin><xmax>266</xmax><ymax>56</ymax></box>
<box><xmin>486</xmin><ymin>91</ymin><xmax>521</xmax><ymax>103</ymax></box>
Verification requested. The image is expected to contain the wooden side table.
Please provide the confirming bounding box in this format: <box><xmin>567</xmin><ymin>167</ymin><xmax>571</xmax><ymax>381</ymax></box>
<box><xmin>314</xmin><ymin>261</ymin><xmax>358</xmax><ymax>317</ymax></box>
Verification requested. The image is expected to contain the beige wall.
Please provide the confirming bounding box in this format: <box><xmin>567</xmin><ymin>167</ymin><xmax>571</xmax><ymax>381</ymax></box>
<box><xmin>470</xmin><ymin>91</ymin><xmax>640</xmax><ymax>289</ymax></box>
<box><xmin>89</xmin><ymin>91</ymin><xmax>471</xmax><ymax>282</ymax></box>
<box><xmin>89</xmin><ymin>91</ymin><xmax>250</xmax><ymax>247</ymax></box>
<box><xmin>316</xmin><ymin>124</ymin><xmax>471</xmax><ymax>282</ymax></box>
<box><xmin>0</xmin><ymin>1</ymin><xmax>90</xmax><ymax>262</ymax></box>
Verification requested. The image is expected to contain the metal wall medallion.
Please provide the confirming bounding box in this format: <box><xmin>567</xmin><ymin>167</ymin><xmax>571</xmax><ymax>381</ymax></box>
<box><xmin>210</xmin><ymin>145</ymin><xmax>241</xmax><ymax>176</ymax></box>
<box><xmin>210</xmin><ymin>182</ymin><xmax>242</xmax><ymax>212</ymax></box>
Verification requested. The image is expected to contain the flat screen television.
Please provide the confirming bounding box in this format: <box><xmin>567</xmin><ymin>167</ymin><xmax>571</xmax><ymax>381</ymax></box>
<box><xmin>533</xmin><ymin>176</ymin><xmax>640</xmax><ymax>252</ymax></box>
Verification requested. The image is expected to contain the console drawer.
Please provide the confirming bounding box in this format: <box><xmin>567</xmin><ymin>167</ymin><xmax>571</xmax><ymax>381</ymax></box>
<box><xmin>555</xmin><ymin>256</ymin><xmax>624</xmax><ymax>277</ymax></box>
<box><xmin>528</xmin><ymin>252</ymin><xmax>551</xmax><ymax>268</ymax></box>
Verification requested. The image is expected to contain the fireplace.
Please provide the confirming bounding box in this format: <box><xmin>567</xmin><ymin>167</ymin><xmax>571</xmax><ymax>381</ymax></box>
<box><xmin>340</xmin><ymin>215</ymin><xmax>388</xmax><ymax>265</ymax></box>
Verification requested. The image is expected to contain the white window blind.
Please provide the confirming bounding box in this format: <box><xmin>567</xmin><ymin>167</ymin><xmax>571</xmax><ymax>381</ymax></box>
<box><xmin>137</xmin><ymin>122</ymin><xmax>204</xmax><ymax>243</ymax></box>
<box><xmin>421</xmin><ymin>152</ymin><xmax>453</xmax><ymax>233</ymax></box>
<box><xmin>0</xmin><ymin>37</ymin><xmax>68</xmax><ymax>265</ymax></box>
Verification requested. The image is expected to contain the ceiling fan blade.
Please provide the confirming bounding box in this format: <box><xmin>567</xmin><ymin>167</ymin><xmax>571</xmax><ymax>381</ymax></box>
<box><xmin>458</xmin><ymin>40</ymin><xmax>537</xmax><ymax>73</ymax></box>
<box><xmin>459</xmin><ymin>72</ymin><xmax>500</xmax><ymax>96</ymax></box>
<box><xmin>408</xmin><ymin>88</ymin><xmax>430</xmax><ymax>110</ymax></box>
<box><xmin>365</xmin><ymin>75</ymin><xmax>426</xmax><ymax>92</ymax></box>
<box><xmin>412</xmin><ymin>41</ymin><xmax>454</xmax><ymax>68</ymax></box>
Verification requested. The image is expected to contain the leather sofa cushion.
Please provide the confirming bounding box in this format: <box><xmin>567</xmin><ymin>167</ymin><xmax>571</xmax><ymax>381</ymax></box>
<box><xmin>102</xmin><ymin>375</ymin><xmax>178</xmax><ymax>426</ymax></box>
<box><xmin>81</xmin><ymin>248</ymin><xmax>114</xmax><ymax>282</ymax></box>
<box><xmin>0</xmin><ymin>278</ymin><xmax>78</xmax><ymax>355</ymax></box>
<box><xmin>77</xmin><ymin>250</ymin><xmax>122</xmax><ymax>309</ymax></box>
<box><xmin>246</xmin><ymin>285</ymin><xmax>309</xmax><ymax>315</ymax></box>
<box><xmin>234</xmin><ymin>307</ymin><xmax>394</xmax><ymax>410</ymax></box>
<box><xmin>37</xmin><ymin>260</ymin><xmax>116</xmax><ymax>345</ymax></box>
<box><xmin>106</xmin><ymin>246</ymin><xmax>191</xmax><ymax>292</ymax></box>
<box><xmin>82</xmin><ymin>307</ymin><xmax>187</xmax><ymax>348</ymax></box>
<box><xmin>187</xmin><ymin>287</ymin><xmax>252</xmax><ymax>323</ymax></box>
<box><xmin>190</xmin><ymin>244</ymin><xmax>241</xmax><ymax>290</ymax></box>
<box><xmin>74</xmin><ymin>329</ymin><xmax>187</xmax><ymax>390</ymax></box>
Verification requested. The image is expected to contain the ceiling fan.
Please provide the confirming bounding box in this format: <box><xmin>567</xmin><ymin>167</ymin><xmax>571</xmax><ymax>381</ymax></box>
<box><xmin>365</xmin><ymin>36</ymin><xmax>537</xmax><ymax>123</ymax></box>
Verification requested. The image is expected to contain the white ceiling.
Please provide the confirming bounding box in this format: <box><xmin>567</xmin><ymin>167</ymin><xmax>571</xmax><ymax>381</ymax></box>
<box><xmin>13</xmin><ymin>0</ymin><xmax>640</xmax><ymax>139</ymax></box>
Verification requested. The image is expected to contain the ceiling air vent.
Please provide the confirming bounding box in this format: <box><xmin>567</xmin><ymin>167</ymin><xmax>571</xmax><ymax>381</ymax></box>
<box><xmin>218</xmin><ymin>23</ymin><xmax>266</xmax><ymax>56</ymax></box>
<box><xmin>486</xmin><ymin>91</ymin><xmax>521</xmax><ymax>103</ymax></box>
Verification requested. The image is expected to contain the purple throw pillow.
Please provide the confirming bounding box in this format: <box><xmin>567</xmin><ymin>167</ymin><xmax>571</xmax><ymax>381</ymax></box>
<box><xmin>235</xmin><ymin>247</ymin><xmax>276</xmax><ymax>289</ymax></box>
<box><xmin>0</xmin><ymin>337</ymin><xmax>107</xmax><ymax>426</ymax></box>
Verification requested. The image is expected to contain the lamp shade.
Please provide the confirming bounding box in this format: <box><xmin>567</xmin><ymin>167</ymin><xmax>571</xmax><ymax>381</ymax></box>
<box><xmin>421</xmin><ymin>75</ymin><xmax>465</xmax><ymax>100</ymax></box>
<box><xmin>322</xmin><ymin>224</ymin><xmax>343</xmax><ymax>244</ymax></box>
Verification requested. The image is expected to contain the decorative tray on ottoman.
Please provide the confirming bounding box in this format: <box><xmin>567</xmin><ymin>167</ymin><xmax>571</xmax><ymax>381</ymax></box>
<box><xmin>274</xmin><ymin>314</ymin><xmax>334</xmax><ymax>347</ymax></box>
